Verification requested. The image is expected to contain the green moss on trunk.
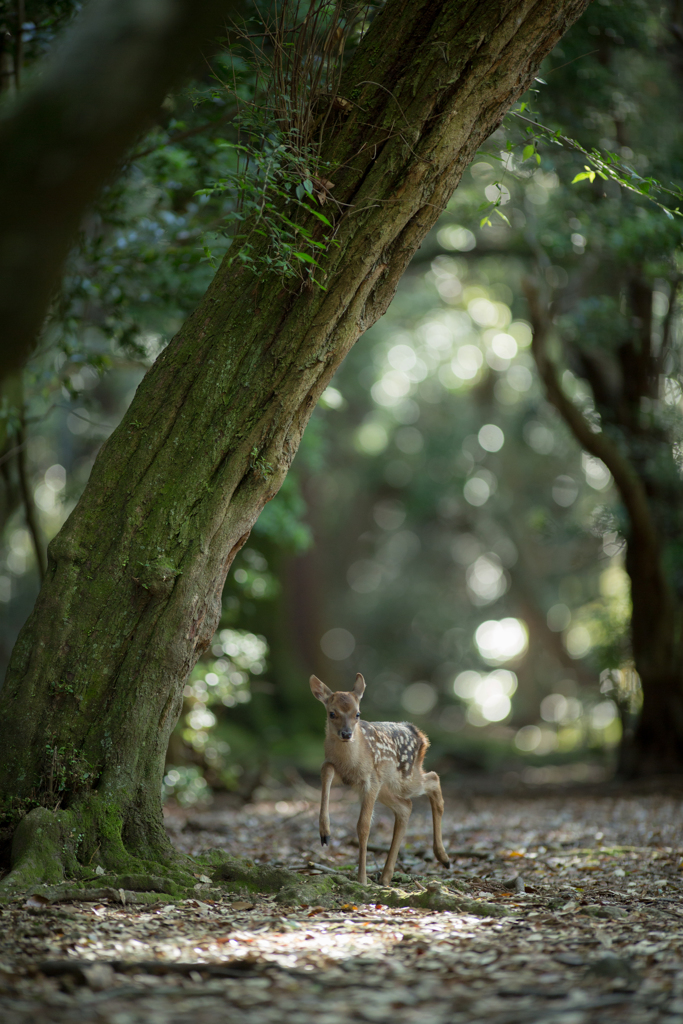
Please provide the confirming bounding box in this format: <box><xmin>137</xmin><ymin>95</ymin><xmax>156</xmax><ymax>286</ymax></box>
<box><xmin>7</xmin><ymin>808</ymin><xmax>75</xmax><ymax>888</ymax></box>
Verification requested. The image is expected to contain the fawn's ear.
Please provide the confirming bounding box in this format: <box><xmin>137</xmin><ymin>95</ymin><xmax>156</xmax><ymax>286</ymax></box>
<box><xmin>353</xmin><ymin>673</ymin><xmax>366</xmax><ymax>700</ymax></box>
<box><xmin>310</xmin><ymin>675</ymin><xmax>333</xmax><ymax>703</ymax></box>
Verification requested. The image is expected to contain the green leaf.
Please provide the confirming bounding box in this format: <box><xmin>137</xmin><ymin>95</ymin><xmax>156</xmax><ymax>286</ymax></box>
<box><xmin>304</xmin><ymin>207</ymin><xmax>334</xmax><ymax>227</ymax></box>
<box><xmin>522</xmin><ymin>144</ymin><xmax>535</xmax><ymax>161</ymax></box>
<box><xmin>303</xmin><ymin>178</ymin><xmax>314</xmax><ymax>195</ymax></box>
<box><xmin>293</xmin><ymin>251</ymin><xmax>320</xmax><ymax>265</ymax></box>
<box><xmin>480</xmin><ymin>215</ymin><xmax>492</xmax><ymax>228</ymax></box>
<box><xmin>494</xmin><ymin>208</ymin><xmax>511</xmax><ymax>226</ymax></box>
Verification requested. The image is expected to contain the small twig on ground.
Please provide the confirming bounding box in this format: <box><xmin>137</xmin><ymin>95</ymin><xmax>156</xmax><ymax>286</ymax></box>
<box><xmin>306</xmin><ymin>861</ymin><xmax>352</xmax><ymax>874</ymax></box>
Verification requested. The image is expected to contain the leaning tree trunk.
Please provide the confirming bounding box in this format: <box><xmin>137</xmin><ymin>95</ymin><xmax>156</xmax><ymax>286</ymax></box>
<box><xmin>0</xmin><ymin>0</ymin><xmax>590</xmax><ymax>888</ymax></box>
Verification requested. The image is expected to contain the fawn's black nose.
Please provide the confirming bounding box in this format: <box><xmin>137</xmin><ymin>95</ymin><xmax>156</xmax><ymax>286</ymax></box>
<box><xmin>339</xmin><ymin>729</ymin><xmax>352</xmax><ymax>740</ymax></box>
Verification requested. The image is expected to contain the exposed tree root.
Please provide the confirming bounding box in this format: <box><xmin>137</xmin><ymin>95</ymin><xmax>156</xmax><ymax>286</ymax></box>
<box><xmin>1</xmin><ymin>805</ymin><xmax>197</xmax><ymax>897</ymax></box>
<box><xmin>6</xmin><ymin>807</ymin><xmax>75</xmax><ymax>888</ymax></box>
<box><xmin>378</xmin><ymin>883</ymin><xmax>512</xmax><ymax>917</ymax></box>
<box><xmin>26</xmin><ymin>886</ymin><xmax>177</xmax><ymax>906</ymax></box>
<box><xmin>201</xmin><ymin>852</ymin><xmax>513</xmax><ymax>917</ymax></box>
<box><xmin>200</xmin><ymin>850</ymin><xmax>364</xmax><ymax>906</ymax></box>
<box><xmin>37</xmin><ymin>959</ymin><xmax>273</xmax><ymax>981</ymax></box>
<box><xmin>2</xmin><ymin>810</ymin><xmax>511</xmax><ymax>918</ymax></box>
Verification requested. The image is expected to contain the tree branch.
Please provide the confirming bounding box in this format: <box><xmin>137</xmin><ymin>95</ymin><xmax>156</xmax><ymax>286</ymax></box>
<box><xmin>0</xmin><ymin>0</ymin><xmax>245</xmax><ymax>387</ymax></box>
<box><xmin>525</xmin><ymin>280</ymin><xmax>661</xmax><ymax>562</ymax></box>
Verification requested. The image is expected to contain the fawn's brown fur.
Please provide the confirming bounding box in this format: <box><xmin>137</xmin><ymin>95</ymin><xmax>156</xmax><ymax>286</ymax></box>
<box><xmin>310</xmin><ymin>672</ymin><xmax>450</xmax><ymax>885</ymax></box>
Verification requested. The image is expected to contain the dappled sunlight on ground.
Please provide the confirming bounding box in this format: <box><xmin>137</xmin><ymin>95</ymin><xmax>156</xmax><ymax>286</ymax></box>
<box><xmin>1</xmin><ymin>783</ymin><xmax>683</xmax><ymax>1022</ymax></box>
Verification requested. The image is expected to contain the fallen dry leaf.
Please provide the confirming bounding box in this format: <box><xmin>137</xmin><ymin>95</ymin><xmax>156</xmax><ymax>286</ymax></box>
<box><xmin>24</xmin><ymin>894</ymin><xmax>50</xmax><ymax>909</ymax></box>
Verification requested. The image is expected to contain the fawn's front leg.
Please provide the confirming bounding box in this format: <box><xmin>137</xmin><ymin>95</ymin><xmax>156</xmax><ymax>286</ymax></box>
<box><xmin>319</xmin><ymin>761</ymin><xmax>335</xmax><ymax>845</ymax></box>
<box><xmin>380</xmin><ymin>793</ymin><xmax>412</xmax><ymax>886</ymax></box>
<box><xmin>356</xmin><ymin>788</ymin><xmax>378</xmax><ymax>884</ymax></box>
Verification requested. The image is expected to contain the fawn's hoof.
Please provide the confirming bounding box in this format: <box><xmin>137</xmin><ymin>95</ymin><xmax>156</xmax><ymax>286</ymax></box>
<box><xmin>320</xmin><ymin>834</ymin><xmax>329</xmax><ymax>846</ymax></box>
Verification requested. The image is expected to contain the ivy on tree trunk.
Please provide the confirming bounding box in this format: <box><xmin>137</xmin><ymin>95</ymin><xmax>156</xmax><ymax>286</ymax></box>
<box><xmin>0</xmin><ymin>0</ymin><xmax>590</xmax><ymax>889</ymax></box>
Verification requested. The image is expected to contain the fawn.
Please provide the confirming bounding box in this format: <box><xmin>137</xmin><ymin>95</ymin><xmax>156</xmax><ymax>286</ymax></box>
<box><xmin>310</xmin><ymin>672</ymin><xmax>450</xmax><ymax>885</ymax></box>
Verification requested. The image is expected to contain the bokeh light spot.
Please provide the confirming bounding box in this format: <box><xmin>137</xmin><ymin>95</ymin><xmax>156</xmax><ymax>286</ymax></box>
<box><xmin>475</xmin><ymin>618</ymin><xmax>528</xmax><ymax>664</ymax></box>
<box><xmin>437</xmin><ymin>225</ymin><xmax>476</xmax><ymax>251</ymax></box>
<box><xmin>565</xmin><ymin>625</ymin><xmax>592</xmax><ymax>658</ymax></box>
<box><xmin>478</xmin><ymin>424</ymin><xmax>504</xmax><ymax>452</ymax></box>
<box><xmin>320</xmin><ymin>628</ymin><xmax>356</xmax><ymax>660</ymax></box>
<box><xmin>401</xmin><ymin>682</ymin><xmax>437</xmax><ymax>715</ymax></box>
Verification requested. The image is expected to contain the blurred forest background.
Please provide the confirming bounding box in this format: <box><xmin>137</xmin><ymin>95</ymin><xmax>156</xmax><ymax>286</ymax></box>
<box><xmin>1</xmin><ymin>0</ymin><xmax>683</xmax><ymax>805</ymax></box>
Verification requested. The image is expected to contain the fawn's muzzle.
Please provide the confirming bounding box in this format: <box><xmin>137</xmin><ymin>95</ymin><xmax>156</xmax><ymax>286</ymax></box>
<box><xmin>339</xmin><ymin>729</ymin><xmax>353</xmax><ymax>740</ymax></box>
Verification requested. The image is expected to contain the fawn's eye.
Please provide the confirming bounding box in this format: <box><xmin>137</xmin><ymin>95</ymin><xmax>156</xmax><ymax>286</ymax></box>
<box><xmin>356</xmin><ymin>712</ymin><xmax>360</xmax><ymax>718</ymax></box>
<box><xmin>329</xmin><ymin>712</ymin><xmax>336</xmax><ymax>719</ymax></box>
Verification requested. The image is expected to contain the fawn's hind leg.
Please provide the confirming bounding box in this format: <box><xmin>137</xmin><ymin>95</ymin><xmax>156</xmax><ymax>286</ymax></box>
<box><xmin>378</xmin><ymin>789</ymin><xmax>412</xmax><ymax>885</ymax></box>
<box><xmin>423</xmin><ymin>771</ymin><xmax>450</xmax><ymax>867</ymax></box>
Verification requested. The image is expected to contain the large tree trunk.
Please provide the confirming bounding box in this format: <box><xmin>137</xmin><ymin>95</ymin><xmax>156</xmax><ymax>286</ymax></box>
<box><xmin>0</xmin><ymin>0</ymin><xmax>590</xmax><ymax>889</ymax></box>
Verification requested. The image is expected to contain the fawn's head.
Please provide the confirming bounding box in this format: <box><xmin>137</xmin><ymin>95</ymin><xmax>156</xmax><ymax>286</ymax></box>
<box><xmin>310</xmin><ymin>673</ymin><xmax>366</xmax><ymax>741</ymax></box>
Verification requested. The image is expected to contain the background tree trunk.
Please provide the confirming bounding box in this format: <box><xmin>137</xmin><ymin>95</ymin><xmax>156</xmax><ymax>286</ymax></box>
<box><xmin>0</xmin><ymin>0</ymin><xmax>590</xmax><ymax>887</ymax></box>
<box><xmin>527</xmin><ymin>282</ymin><xmax>683</xmax><ymax>778</ymax></box>
<box><xmin>622</xmin><ymin>541</ymin><xmax>683</xmax><ymax>774</ymax></box>
<box><xmin>0</xmin><ymin>0</ymin><xmax>244</xmax><ymax>386</ymax></box>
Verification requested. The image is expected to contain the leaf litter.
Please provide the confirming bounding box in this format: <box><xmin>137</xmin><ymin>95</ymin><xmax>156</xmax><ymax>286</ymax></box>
<box><xmin>1</xmin><ymin>780</ymin><xmax>682</xmax><ymax>1023</ymax></box>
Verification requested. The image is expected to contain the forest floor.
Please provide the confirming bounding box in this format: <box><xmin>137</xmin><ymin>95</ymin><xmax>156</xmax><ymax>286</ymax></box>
<box><xmin>1</xmin><ymin>777</ymin><xmax>683</xmax><ymax>1024</ymax></box>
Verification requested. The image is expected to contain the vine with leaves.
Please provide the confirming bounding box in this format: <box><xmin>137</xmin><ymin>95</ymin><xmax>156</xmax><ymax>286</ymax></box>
<box><xmin>198</xmin><ymin>0</ymin><xmax>369</xmax><ymax>288</ymax></box>
<box><xmin>475</xmin><ymin>97</ymin><xmax>683</xmax><ymax>229</ymax></box>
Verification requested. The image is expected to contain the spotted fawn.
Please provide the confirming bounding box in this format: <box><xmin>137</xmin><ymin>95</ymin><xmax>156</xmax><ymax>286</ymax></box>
<box><xmin>310</xmin><ymin>672</ymin><xmax>450</xmax><ymax>885</ymax></box>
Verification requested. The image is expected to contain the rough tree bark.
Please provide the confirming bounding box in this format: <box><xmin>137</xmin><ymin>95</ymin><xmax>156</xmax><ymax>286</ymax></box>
<box><xmin>0</xmin><ymin>0</ymin><xmax>590</xmax><ymax>890</ymax></box>
<box><xmin>527</xmin><ymin>281</ymin><xmax>683</xmax><ymax>777</ymax></box>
